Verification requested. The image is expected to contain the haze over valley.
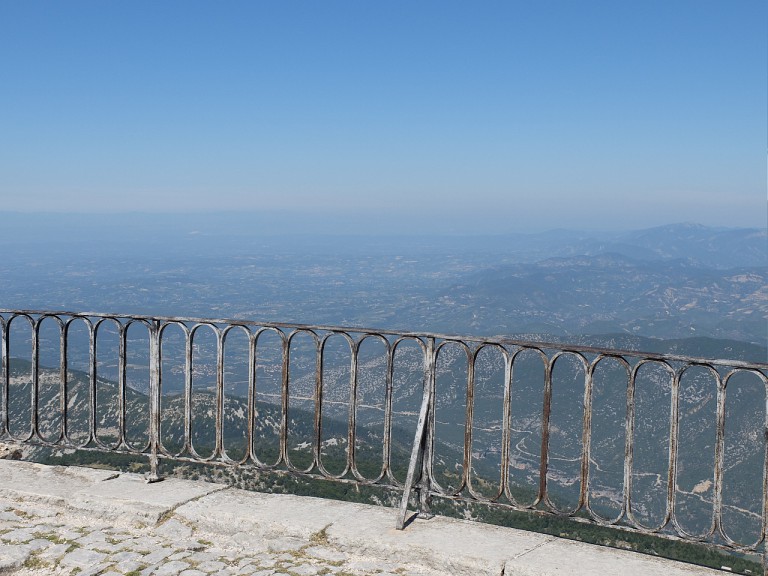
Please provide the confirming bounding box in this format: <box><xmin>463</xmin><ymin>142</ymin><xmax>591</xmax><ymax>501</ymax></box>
<box><xmin>2</xmin><ymin>215</ymin><xmax>765</xmax><ymax>356</ymax></box>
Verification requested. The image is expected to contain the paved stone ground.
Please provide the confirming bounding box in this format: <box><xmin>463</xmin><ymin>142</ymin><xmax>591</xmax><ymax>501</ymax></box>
<box><xmin>0</xmin><ymin>496</ymin><xmax>441</xmax><ymax>576</ymax></box>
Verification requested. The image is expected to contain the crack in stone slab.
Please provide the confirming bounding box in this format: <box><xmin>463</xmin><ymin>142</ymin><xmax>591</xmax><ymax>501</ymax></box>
<box><xmin>155</xmin><ymin>485</ymin><xmax>230</xmax><ymax>527</ymax></box>
<box><xmin>507</xmin><ymin>535</ymin><xmax>558</xmax><ymax>560</ymax></box>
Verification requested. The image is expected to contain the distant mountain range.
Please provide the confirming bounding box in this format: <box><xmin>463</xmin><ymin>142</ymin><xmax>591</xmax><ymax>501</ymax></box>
<box><xmin>488</xmin><ymin>223</ymin><xmax>766</xmax><ymax>269</ymax></box>
<box><xmin>1</xmin><ymin>214</ymin><xmax>765</xmax><ymax>267</ymax></box>
<box><xmin>611</xmin><ymin>223</ymin><xmax>766</xmax><ymax>268</ymax></box>
<box><xmin>420</xmin><ymin>251</ymin><xmax>766</xmax><ymax>346</ymax></box>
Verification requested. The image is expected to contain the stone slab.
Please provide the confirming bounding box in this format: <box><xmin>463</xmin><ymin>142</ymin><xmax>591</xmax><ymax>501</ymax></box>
<box><xmin>0</xmin><ymin>459</ymin><xmax>226</xmax><ymax>524</ymax></box>
<box><xmin>0</xmin><ymin>543</ymin><xmax>33</xmax><ymax>572</ymax></box>
<box><xmin>505</xmin><ymin>536</ymin><xmax>727</xmax><ymax>575</ymax></box>
<box><xmin>175</xmin><ymin>489</ymin><xmax>371</xmax><ymax>538</ymax></box>
<box><xmin>177</xmin><ymin>487</ymin><xmax>551</xmax><ymax>575</ymax></box>
<box><xmin>68</xmin><ymin>472</ymin><xmax>227</xmax><ymax>523</ymax></box>
<box><xmin>327</xmin><ymin>506</ymin><xmax>551</xmax><ymax>576</ymax></box>
<box><xmin>0</xmin><ymin>459</ymin><xmax>117</xmax><ymax>504</ymax></box>
<box><xmin>179</xmin><ymin>488</ymin><xmax>745</xmax><ymax>576</ymax></box>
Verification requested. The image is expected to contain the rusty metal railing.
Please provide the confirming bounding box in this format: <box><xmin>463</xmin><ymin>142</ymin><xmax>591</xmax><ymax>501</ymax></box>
<box><xmin>1</xmin><ymin>309</ymin><xmax>766</xmax><ymax>571</ymax></box>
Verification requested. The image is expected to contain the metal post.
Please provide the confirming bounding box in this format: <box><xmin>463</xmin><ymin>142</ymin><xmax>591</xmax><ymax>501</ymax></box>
<box><xmin>0</xmin><ymin>317</ymin><xmax>7</xmax><ymax>437</ymax></box>
<box><xmin>418</xmin><ymin>337</ymin><xmax>436</xmax><ymax>518</ymax></box>
<box><xmin>88</xmin><ymin>321</ymin><xmax>97</xmax><ymax>445</ymax></box>
<box><xmin>146</xmin><ymin>319</ymin><xmax>162</xmax><ymax>483</ymax></box>
<box><xmin>30</xmin><ymin>320</ymin><xmax>40</xmax><ymax>440</ymax></box>
<box><xmin>538</xmin><ymin>358</ymin><xmax>553</xmax><ymax>506</ymax></box>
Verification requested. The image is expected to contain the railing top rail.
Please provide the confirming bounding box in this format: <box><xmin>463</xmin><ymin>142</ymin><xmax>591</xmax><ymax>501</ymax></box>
<box><xmin>2</xmin><ymin>308</ymin><xmax>766</xmax><ymax>370</ymax></box>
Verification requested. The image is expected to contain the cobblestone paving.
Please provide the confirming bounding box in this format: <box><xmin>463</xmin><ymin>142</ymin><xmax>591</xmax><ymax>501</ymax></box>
<box><xmin>0</xmin><ymin>497</ymin><xmax>442</xmax><ymax>576</ymax></box>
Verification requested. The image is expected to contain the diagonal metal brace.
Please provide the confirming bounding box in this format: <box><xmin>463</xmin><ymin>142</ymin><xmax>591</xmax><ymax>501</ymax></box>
<box><xmin>395</xmin><ymin>378</ymin><xmax>432</xmax><ymax>530</ymax></box>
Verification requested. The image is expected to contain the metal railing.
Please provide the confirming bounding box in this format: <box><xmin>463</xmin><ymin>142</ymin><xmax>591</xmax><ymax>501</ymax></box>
<box><xmin>1</xmin><ymin>309</ymin><xmax>767</xmax><ymax>571</ymax></box>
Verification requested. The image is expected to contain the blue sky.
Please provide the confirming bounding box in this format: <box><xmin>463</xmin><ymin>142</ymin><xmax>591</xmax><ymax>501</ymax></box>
<box><xmin>0</xmin><ymin>1</ymin><xmax>765</xmax><ymax>233</ymax></box>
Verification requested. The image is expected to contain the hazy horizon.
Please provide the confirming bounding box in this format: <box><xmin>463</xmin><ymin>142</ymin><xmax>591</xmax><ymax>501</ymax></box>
<box><xmin>0</xmin><ymin>210</ymin><xmax>765</xmax><ymax>238</ymax></box>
